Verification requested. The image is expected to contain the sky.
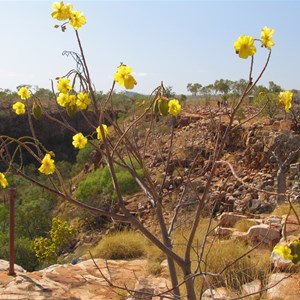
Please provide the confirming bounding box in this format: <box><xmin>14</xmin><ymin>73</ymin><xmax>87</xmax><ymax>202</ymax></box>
<box><xmin>0</xmin><ymin>0</ymin><xmax>299</xmax><ymax>95</ymax></box>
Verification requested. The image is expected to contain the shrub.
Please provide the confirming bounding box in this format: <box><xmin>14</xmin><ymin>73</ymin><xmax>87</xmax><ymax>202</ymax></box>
<box><xmin>33</xmin><ymin>218</ymin><xmax>76</xmax><ymax>264</ymax></box>
<box><xmin>15</xmin><ymin>186</ymin><xmax>55</xmax><ymax>239</ymax></box>
<box><xmin>92</xmin><ymin>231</ymin><xmax>146</xmax><ymax>259</ymax></box>
<box><xmin>0</xmin><ymin>233</ymin><xmax>39</xmax><ymax>271</ymax></box>
<box><xmin>75</xmin><ymin>168</ymin><xmax>103</xmax><ymax>202</ymax></box>
<box><xmin>76</xmin><ymin>141</ymin><xmax>95</xmax><ymax>165</ymax></box>
<box><xmin>76</xmin><ymin>160</ymin><xmax>143</xmax><ymax>202</ymax></box>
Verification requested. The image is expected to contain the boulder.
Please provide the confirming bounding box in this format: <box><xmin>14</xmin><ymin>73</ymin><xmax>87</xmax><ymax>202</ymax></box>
<box><xmin>241</xmin><ymin>279</ymin><xmax>262</xmax><ymax>299</ymax></box>
<box><xmin>202</xmin><ymin>287</ymin><xmax>238</xmax><ymax>299</ymax></box>
<box><xmin>266</xmin><ymin>273</ymin><xmax>300</xmax><ymax>300</ymax></box>
<box><xmin>246</xmin><ymin>224</ymin><xmax>281</xmax><ymax>247</ymax></box>
<box><xmin>0</xmin><ymin>260</ymin><xmax>25</xmax><ymax>273</ymax></box>
<box><xmin>218</xmin><ymin>212</ymin><xmax>247</xmax><ymax>228</ymax></box>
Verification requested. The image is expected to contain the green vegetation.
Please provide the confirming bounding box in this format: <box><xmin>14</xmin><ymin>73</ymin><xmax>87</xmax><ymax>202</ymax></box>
<box><xmin>0</xmin><ymin>233</ymin><xmax>38</xmax><ymax>271</ymax></box>
<box><xmin>33</xmin><ymin>217</ymin><xmax>76</xmax><ymax>264</ymax></box>
<box><xmin>76</xmin><ymin>160</ymin><xmax>143</xmax><ymax>202</ymax></box>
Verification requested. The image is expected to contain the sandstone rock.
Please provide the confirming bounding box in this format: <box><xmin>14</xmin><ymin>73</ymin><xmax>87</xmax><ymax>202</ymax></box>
<box><xmin>218</xmin><ymin>212</ymin><xmax>247</xmax><ymax>228</ymax></box>
<box><xmin>266</xmin><ymin>273</ymin><xmax>300</xmax><ymax>300</ymax></box>
<box><xmin>281</xmin><ymin>215</ymin><xmax>300</xmax><ymax>236</ymax></box>
<box><xmin>0</xmin><ymin>260</ymin><xmax>25</xmax><ymax>273</ymax></box>
<box><xmin>241</xmin><ymin>279</ymin><xmax>262</xmax><ymax>299</ymax></box>
<box><xmin>248</xmin><ymin>199</ymin><xmax>261</xmax><ymax>213</ymax></box>
<box><xmin>231</xmin><ymin>230</ymin><xmax>248</xmax><ymax>241</ymax></box>
<box><xmin>202</xmin><ymin>287</ymin><xmax>238</xmax><ymax>299</ymax></box>
<box><xmin>246</xmin><ymin>224</ymin><xmax>281</xmax><ymax>247</ymax></box>
<box><xmin>128</xmin><ymin>276</ymin><xmax>172</xmax><ymax>300</ymax></box>
<box><xmin>0</xmin><ymin>259</ymin><xmax>171</xmax><ymax>300</ymax></box>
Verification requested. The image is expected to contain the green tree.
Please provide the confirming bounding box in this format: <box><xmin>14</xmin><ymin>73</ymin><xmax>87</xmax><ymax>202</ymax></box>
<box><xmin>214</xmin><ymin>79</ymin><xmax>233</xmax><ymax>101</ymax></box>
<box><xmin>268</xmin><ymin>81</ymin><xmax>282</xmax><ymax>93</ymax></box>
<box><xmin>186</xmin><ymin>83</ymin><xmax>202</xmax><ymax>96</ymax></box>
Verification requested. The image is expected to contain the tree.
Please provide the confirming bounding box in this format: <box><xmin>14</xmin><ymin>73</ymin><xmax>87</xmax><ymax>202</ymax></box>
<box><xmin>268</xmin><ymin>81</ymin><xmax>282</xmax><ymax>93</ymax></box>
<box><xmin>164</xmin><ymin>85</ymin><xmax>176</xmax><ymax>98</ymax></box>
<box><xmin>0</xmin><ymin>6</ymin><xmax>281</xmax><ymax>299</ymax></box>
<box><xmin>186</xmin><ymin>83</ymin><xmax>202</xmax><ymax>96</ymax></box>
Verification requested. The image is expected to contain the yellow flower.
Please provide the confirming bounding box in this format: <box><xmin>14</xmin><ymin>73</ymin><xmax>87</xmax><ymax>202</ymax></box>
<box><xmin>17</xmin><ymin>87</ymin><xmax>30</xmax><ymax>100</ymax></box>
<box><xmin>68</xmin><ymin>94</ymin><xmax>76</xmax><ymax>106</ymax></box>
<box><xmin>114</xmin><ymin>65</ymin><xmax>137</xmax><ymax>89</ymax></box>
<box><xmin>69</xmin><ymin>10</ymin><xmax>86</xmax><ymax>30</ymax></box>
<box><xmin>273</xmin><ymin>244</ymin><xmax>294</xmax><ymax>261</ymax></box>
<box><xmin>51</xmin><ymin>1</ymin><xmax>72</xmax><ymax>21</ymax></box>
<box><xmin>72</xmin><ymin>132</ymin><xmax>88</xmax><ymax>149</ymax></box>
<box><xmin>261</xmin><ymin>27</ymin><xmax>275</xmax><ymax>49</ymax></box>
<box><xmin>38</xmin><ymin>153</ymin><xmax>55</xmax><ymax>175</ymax></box>
<box><xmin>168</xmin><ymin>99</ymin><xmax>182</xmax><ymax>116</ymax></box>
<box><xmin>76</xmin><ymin>92</ymin><xmax>91</xmax><ymax>110</ymax></box>
<box><xmin>96</xmin><ymin>124</ymin><xmax>108</xmax><ymax>140</ymax></box>
<box><xmin>0</xmin><ymin>172</ymin><xmax>8</xmax><ymax>189</ymax></box>
<box><xmin>234</xmin><ymin>35</ymin><xmax>256</xmax><ymax>59</ymax></box>
<box><xmin>278</xmin><ymin>90</ymin><xmax>293</xmax><ymax>113</ymax></box>
<box><xmin>57</xmin><ymin>78</ymin><xmax>72</xmax><ymax>94</ymax></box>
<box><xmin>57</xmin><ymin>93</ymin><xmax>70</xmax><ymax>107</ymax></box>
<box><xmin>12</xmin><ymin>102</ymin><xmax>26</xmax><ymax>115</ymax></box>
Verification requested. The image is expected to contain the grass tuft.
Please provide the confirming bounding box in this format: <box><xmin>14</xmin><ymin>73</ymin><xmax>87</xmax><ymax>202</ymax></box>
<box><xmin>91</xmin><ymin>231</ymin><xmax>146</xmax><ymax>260</ymax></box>
<box><xmin>234</xmin><ymin>219</ymin><xmax>259</xmax><ymax>232</ymax></box>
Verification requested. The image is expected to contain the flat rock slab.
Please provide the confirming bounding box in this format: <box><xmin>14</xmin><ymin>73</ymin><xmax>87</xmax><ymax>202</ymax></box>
<box><xmin>0</xmin><ymin>259</ymin><xmax>171</xmax><ymax>300</ymax></box>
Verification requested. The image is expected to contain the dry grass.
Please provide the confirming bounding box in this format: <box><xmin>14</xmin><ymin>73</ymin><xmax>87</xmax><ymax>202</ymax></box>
<box><xmin>272</xmin><ymin>202</ymin><xmax>300</xmax><ymax>217</ymax></box>
<box><xmin>89</xmin><ymin>218</ymin><xmax>272</xmax><ymax>295</ymax></box>
<box><xmin>145</xmin><ymin>243</ymin><xmax>166</xmax><ymax>275</ymax></box>
<box><xmin>234</xmin><ymin>219</ymin><xmax>259</xmax><ymax>232</ymax></box>
<box><xmin>91</xmin><ymin>231</ymin><xmax>147</xmax><ymax>260</ymax></box>
<box><xmin>172</xmin><ymin>218</ymin><xmax>272</xmax><ymax>295</ymax></box>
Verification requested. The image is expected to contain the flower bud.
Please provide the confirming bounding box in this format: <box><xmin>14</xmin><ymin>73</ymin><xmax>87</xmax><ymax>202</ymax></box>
<box><xmin>66</xmin><ymin>104</ymin><xmax>77</xmax><ymax>117</ymax></box>
<box><xmin>158</xmin><ymin>97</ymin><xmax>169</xmax><ymax>116</ymax></box>
<box><xmin>32</xmin><ymin>102</ymin><xmax>42</xmax><ymax>120</ymax></box>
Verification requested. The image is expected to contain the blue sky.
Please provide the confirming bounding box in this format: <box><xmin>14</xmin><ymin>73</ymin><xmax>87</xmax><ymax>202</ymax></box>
<box><xmin>0</xmin><ymin>0</ymin><xmax>299</xmax><ymax>95</ymax></box>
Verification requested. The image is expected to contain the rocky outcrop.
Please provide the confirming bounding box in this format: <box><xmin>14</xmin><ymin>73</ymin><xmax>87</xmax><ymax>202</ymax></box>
<box><xmin>0</xmin><ymin>259</ymin><xmax>171</xmax><ymax>300</ymax></box>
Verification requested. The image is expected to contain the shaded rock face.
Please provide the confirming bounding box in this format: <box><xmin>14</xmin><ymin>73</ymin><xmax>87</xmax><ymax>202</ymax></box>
<box><xmin>1</xmin><ymin>110</ymin><xmax>117</xmax><ymax>163</ymax></box>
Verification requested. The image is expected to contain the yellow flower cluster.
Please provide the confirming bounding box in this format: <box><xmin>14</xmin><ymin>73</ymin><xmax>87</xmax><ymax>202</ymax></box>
<box><xmin>234</xmin><ymin>26</ymin><xmax>275</xmax><ymax>59</ymax></box>
<box><xmin>278</xmin><ymin>90</ymin><xmax>293</xmax><ymax>113</ymax></box>
<box><xmin>51</xmin><ymin>1</ymin><xmax>86</xmax><ymax>30</ymax></box>
<box><xmin>0</xmin><ymin>172</ymin><xmax>8</xmax><ymax>188</ymax></box>
<box><xmin>12</xmin><ymin>87</ymin><xmax>31</xmax><ymax>115</ymax></box>
<box><xmin>38</xmin><ymin>153</ymin><xmax>55</xmax><ymax>175</ymax></box>
<box><xmin>56</xmin><ymin>78</ymin><xmax>91</xmax><ymax>111</ymax></box>
<box><xmin>114</xmin><ymin>65</ymin><xmax>137</xmax><ymax>90</ymax></box>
